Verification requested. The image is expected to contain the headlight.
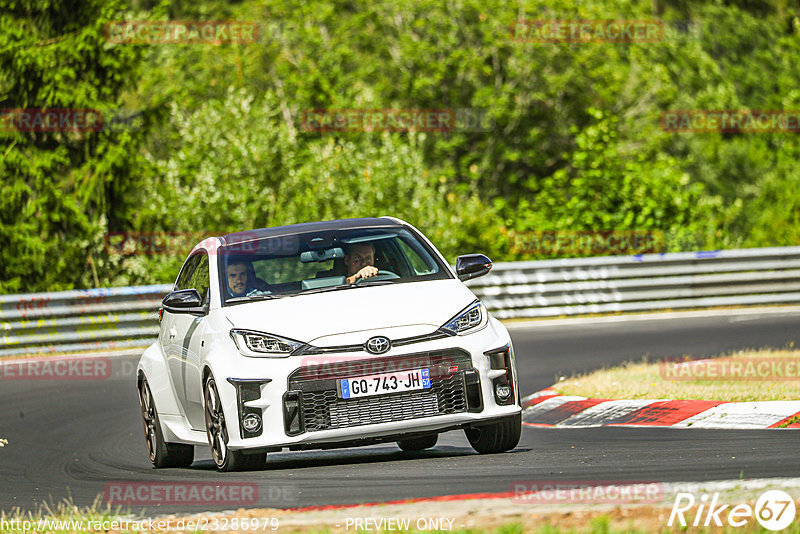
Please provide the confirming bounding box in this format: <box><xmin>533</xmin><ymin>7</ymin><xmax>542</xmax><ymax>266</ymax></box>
<box><xmin>441</xmin><ymin>301</ymin><xmax>487</xmax><ymax>335</ymax></box>
<box><xmin>230</xmin><ymin>329</ymin><xmax>303</xmax><ymax>357</ymax></box>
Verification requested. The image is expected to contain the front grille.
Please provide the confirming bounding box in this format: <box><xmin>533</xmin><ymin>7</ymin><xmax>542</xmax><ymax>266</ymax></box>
<box><xmin>286</xmin><ymin>349</ymin><xmax>472</xmax><ymax>433</ymax></box>
<box><xmin>293</xmin><ymin>330</ymin><xmax>452</xmax><ymax>356</ymax></box>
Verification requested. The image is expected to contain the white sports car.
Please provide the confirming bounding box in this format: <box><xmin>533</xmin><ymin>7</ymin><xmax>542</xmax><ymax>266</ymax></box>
<box><xmin>137</xmin><ymin>217</ymin><xmax>521</xmax><ymax>471</ymax></box>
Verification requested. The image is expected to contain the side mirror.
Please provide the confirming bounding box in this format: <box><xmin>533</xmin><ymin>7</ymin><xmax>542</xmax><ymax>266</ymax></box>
<box><xmin>456</xmin><ymin>254</ymin><xmax>493</xmax><ymax>282</ymax></box>
<box><xmin>162</xmin><ymin>289</ymin><xmax>207</xmax><ymax>314</ymax></box>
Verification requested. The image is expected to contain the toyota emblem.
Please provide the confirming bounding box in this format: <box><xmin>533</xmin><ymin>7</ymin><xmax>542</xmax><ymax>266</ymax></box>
<box><xmin>365</xmin><ymin>336</ymin><xmax>391</xmax><ymax>355</ymax></box>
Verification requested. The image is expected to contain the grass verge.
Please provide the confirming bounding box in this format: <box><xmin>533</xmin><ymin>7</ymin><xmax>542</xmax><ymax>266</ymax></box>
<box><xmin>553</xmin><ymin>347</ymin><xmax>800</xmax><ymax>402</ymax></box>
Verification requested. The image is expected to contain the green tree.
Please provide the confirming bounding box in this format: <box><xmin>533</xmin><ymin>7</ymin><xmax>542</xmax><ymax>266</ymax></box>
<box><xmin>0</xmin><ymin>0</ymin><xmax>143</xmax><ymax>292</ymax></box>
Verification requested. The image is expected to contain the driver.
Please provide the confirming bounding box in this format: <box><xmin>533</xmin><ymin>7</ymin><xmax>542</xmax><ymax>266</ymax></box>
<box><xmin>344</xmin><ymin>243</ymin><xmax>378</xmax><ymax>284</ymax></box>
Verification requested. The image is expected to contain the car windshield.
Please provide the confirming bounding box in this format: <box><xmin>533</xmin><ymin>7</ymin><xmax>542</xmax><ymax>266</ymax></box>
<box><xmin>218</xmin><ymin>227</ymin><xmax>451</xmax><ymax>305</ymax></box>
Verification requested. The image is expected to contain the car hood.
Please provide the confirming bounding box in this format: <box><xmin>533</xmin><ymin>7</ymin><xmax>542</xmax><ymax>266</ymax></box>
<box><xmin>223</xmin><ymin>279</ymin><xmax>476</xmax><ymax>344</ymax></box>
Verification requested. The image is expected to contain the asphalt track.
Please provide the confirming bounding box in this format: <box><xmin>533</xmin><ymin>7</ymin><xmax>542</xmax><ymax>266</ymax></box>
<box><xmin>1</xmin><ymin>308</ymin><xmax>798</xmax><ymax>514</ymax></box>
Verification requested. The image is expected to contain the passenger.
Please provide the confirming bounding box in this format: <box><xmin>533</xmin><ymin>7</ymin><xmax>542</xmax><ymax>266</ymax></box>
<box><xmin>227</xmin><ymin>260</ymin><xmax>270</xmax><ymax>297</ymax></box>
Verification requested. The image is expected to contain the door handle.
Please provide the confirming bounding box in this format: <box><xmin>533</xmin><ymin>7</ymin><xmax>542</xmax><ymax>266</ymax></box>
<box><xmin>169</xmin><ymin>327</ymin><xmax>177</xmax><ymax>340</ymax></box>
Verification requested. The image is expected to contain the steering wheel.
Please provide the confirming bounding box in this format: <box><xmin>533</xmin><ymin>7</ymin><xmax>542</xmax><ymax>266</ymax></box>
<box><xmin>354</xmin><ymin>269</ymin><xmax>400</xmax><ymax>284</ymax></box>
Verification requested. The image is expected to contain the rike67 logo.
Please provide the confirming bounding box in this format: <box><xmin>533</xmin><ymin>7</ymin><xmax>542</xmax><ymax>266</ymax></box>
<box><xmin>669</xmin><ymin>490</ymin><xmax>796</xmax><ymax>531</ymax></box>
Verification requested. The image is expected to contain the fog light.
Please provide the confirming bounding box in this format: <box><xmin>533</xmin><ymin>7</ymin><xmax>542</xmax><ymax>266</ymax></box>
<box><xmin>242</xmin><ymin>413</ymin><xmax>262</xmax><ymax>432</ymax></box>
<box><xmin>495</xmin><ymin>383</ymin><xmax>511</xmax><ymax>400</ymax></box>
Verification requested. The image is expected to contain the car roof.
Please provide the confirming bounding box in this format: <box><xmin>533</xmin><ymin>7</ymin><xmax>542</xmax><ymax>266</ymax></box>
<box><xmin>218</xmin><ymin>217</ymin><xmax>405</xmax><ymax>246</ymax></box>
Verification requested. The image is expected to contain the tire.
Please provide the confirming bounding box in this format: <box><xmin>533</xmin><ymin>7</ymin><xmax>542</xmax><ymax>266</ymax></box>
<box><xmin>204</xmin><ymin>376</ymin><xmax>266</xmax><ymax>472</ymax></box>
<box><xmin>397</xmin><ymin>434</ymin><xmax>438</xmax><ymax>452</ymax></box>
<box><xmin>138</xmin><ymin>378</ymin><xmax>194</xmax><ymax>468</ymax></box>
<box><xmin>465</xmin><ymin>412</ymin><xmax>521</xmax><ymax>454</ymax></box>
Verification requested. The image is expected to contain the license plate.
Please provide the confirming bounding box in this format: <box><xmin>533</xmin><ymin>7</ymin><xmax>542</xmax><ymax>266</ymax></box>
<box><xmin>339</xmin><ymin>368</ymin><xmax>431</xmax><ymax>399</ymax></box>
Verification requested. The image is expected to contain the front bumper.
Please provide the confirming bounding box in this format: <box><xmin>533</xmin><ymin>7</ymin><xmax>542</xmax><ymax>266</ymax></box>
<box><xmin>213</xmin><ymin>317</ymin><xmax>521</xmax><ymax>450</ymax></box>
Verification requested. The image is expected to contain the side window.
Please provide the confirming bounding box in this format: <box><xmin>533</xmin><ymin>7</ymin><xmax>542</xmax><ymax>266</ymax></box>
<box><xmin>188</xmin><ymin>254</ymin><xmax>210</xmax><ymax>303</ymax></box>
<box><xmin>175</xmin><ymin>254</ymin><xmax>200</xmax><ymax>290</ymax></box>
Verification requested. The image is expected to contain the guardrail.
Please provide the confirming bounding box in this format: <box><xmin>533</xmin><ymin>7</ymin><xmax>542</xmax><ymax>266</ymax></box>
<box><xmin>0</xmin><ymin>285</ymin><xmax>171</xmax><ymax>357</ymax></box>
<box><xmin>1</xmin><ymin>246</ymin><xmax>799</xmax><ymax>356</ymax></box>
<box><xmin>465</xmin><ymin>246</ymin><xmax>800</xmax><ymax>319</ymax></box>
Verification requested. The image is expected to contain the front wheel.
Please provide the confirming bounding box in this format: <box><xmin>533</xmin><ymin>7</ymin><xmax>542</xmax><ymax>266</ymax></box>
<box><xmin>138</xmin><ymin>378</ymin><xmax>194</xmax><ymax>468</ymax></box>
<box><xmin>465</xmin><ymin>412</ymin><xmax>521</xmax><ymax>454</ymax></box>
<box><xmin>204</xmin><ymin>376</ymin><xmax>266</xmax><ymax>471</ymax></box>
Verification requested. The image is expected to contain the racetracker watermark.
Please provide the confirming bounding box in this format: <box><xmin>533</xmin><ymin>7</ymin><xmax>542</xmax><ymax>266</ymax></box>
<box><xmin>300</xmin><ymin>108</ymin><xmax>493</xmax><ymax>133</ymax></box>
<box><xmin>0</xmin><ymin>356</ymin><xmax>111</xmax><ymax>380</ymax></box>
<box><xmin>0</xmin><ymin>517</ymin><xmax>280</xmax><ymax>532</ymax></box>
<box><xmin>105</xmin><ymin>20</ymin><xmax>259</xmax><ymax>44</ymax></box>
<box><xmin>511</xmin><ymin>20</ymin><xmax>663</xmax><ymax>43</ymax></box>
<box><xmin>511</xmin><ymin>480</ymin><xmax>664</xmax><ymax>504</ymax></box>
<box><xmin>508</xmin><ymin>230</ymin><xmax>665</xmax><ymax>256</ymax></box>
<box><xmin>0</xmin><ymin>109</ymin><xmax>102</xmax><ymax>132</ymax></box>
<box><xmin>0</xmin><ymin>108</ymin><xmax>143</xmax><ymax>133</ymax></box>
<box><xmin>662</xmin><ymin>110</ymin><xmax>800</xmax><ymax>133</ymax></box>
<box><xmin>661</xmin><ymin>20</ymin><xmax>704</xmax><ymax>41</ymax></box>
<box><xmin>104</xmin><ymin>231</ymin><xmax>300</xmax><ymax>256</ymax></box>
<box><xmin>660</xmin><ymin>358</ymin><xmax>800</xmax><ymax>381</ymax></box>
<box><xmin>99</xmin><ymin>109</ymin><xmax>145</xmax><ymax>132</ymax></box>
<box><xmin>104</xmin><ymin>482</ymin><xmax>259</xmax><ymax>506</ymax></box>
<box><xmin>668</xmin><ymin>489</ymin><xmax>796</xmax><ymax>530</ymax></box>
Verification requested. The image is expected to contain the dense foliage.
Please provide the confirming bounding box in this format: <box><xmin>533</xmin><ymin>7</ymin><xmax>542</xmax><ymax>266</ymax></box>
<box><xmin>2</xmin><ymin>0</ymin><xmax>799</xmax><ymax>292</ymax></box>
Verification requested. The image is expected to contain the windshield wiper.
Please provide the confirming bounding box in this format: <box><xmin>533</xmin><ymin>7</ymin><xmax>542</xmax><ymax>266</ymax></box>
<box><xmin>299</xmin><ymin>279</ymin><xmax>396</xmax><ymax>294</ymax></box>
<box><xmin>354</xmin><ymin>279</ymin><xmax>396</xmax><ymax>287</ymax></box>
<box><xmin>226</xmin><ymin>294</ymin><xmax>282</xmax><ymax>304</ymax></box>
<box><xmin>296</xmin><ymin>285</ymin><xmax>357</xmax><ymax>296</ymax></box>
